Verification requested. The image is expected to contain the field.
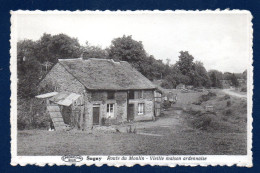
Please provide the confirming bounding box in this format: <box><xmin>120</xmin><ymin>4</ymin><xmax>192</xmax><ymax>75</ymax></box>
<box><xmin>17</xmin><ymin>89</ymin><xmax>247</xmax><ymax>156</ymax></box>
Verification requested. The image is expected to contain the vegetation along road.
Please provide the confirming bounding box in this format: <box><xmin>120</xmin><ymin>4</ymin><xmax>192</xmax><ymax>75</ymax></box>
<box><xmin>222</xmin><ymin>89</ymin><xmax>247</xmax><ymax>99</ymax></box>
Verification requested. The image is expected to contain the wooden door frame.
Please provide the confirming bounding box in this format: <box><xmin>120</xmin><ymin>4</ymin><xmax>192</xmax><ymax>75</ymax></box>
<box><xmin>127</xmin><ymin>103</ymin><xmax>135</xmax><ymax>121</ymax></box>
<box><xmin>92</xmin><ymin>104</ymin><xmax>101</xmax><ymax>125</ymax></box>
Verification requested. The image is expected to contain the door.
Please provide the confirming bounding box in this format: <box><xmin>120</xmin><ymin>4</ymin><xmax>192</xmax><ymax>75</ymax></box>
<box><xmin>93</xmin><ymin>106</ymin><xmax>100</xmax><ymax>125</ymax></box>
<box><xmin>61</xmin><ymin>106</ymin><xmax>72</xmax><ymax>125</ymax></box>
<box><xmin>127</xmin><ymin>104</ymin><xmax>134</xmax><ymax>121</ymax></box>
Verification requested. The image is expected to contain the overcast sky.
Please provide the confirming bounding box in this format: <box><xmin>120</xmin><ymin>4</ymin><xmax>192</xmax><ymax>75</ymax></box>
<box><xmin>15</xmin><ymin>11</ymin><xmax>251</xmax><ymax>73</ymax></box>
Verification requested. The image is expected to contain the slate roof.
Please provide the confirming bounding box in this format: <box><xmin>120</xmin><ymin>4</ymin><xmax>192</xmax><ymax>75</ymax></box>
<box><xmin>58</xmin><ymin>58</ymin><xmax>156</xmax><ymax>90</ymax></box>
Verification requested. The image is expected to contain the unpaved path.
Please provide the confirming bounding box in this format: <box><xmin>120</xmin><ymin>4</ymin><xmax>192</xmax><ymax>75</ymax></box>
<box><xmin>222</xmin><ymin>89</ymin><xmax>247</xmax><ymax>99</ymax></box>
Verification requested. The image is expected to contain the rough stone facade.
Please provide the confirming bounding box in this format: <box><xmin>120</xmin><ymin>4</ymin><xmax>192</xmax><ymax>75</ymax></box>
<box><xmin>39</xmin><ymin>63</ymin><xmax>155</xmax><ymax>130</ymax></box>
<box><xmin>39</xmin><ymin>63</ymin><xmax>85</xmax><ymax>94</ymax></box>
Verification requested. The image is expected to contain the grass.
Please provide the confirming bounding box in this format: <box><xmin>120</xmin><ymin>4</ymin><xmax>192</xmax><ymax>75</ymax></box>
<box><xmin>17</xmin><ymin>89</ymin><xmax>247</xmax><ymax>156</ymax></box>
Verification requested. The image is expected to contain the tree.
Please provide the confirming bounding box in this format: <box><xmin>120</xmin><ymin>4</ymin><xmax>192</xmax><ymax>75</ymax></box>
<box><xmin>17</xmin><ymin>40</ymin><xmax>41</xmax><ymax>98</ymax></box>
<box><xmin>230</xmin><ymin>73</ymin><xmax>239</xmax><ymax>87</ymax></box>
<box><xmin>194</xmin><ymin>61</ymin><xmax>211</xmax><ymax>88</ymax></box>
<box><xmin>223</xmin><ymin>72</ymin><xmax>233</xmax><ymax>80</ymax></box>
<box><xmin>209</xmin><ymin>71</ymin><xmax>222</xmax><ymax>88</ymax></box>
<box><xmin>108</xmin><ymin>35</ymin><xmax>147</xmax><ymax>63</ymax></box>
<box><xmin>35</xmin><ymin>33</ymin><xmax>82</xmax><ymax>63</ymax></box>
<box><xmin>17</xmin><ymin>33</ymin><xmax>83</xmax><ymax>98</ymax></box>
<box><xmin>82</xmin><ymin>42</ymin><xmax>108</xmax><ymax>59</ymax></box>
<box><xmin>175</xmin><ymin>51</ymin><xmax>195</xmax><ymax>76</ymax></box>
<box><xmin>107</xmin><ymin>35</ymin><xmax>167</xmax><ymax>80</ymax></box>
<box><xmin>242</xmin><ymin>70</ymin><xmax>247</xmax><ymax>80</ymax></box>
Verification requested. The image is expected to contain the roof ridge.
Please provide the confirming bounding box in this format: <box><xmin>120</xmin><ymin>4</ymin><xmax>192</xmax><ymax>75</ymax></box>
<box><xmin>58</xmin><ymin>58</ymin><xmax>82</xmax><ymax>61</ymax></box>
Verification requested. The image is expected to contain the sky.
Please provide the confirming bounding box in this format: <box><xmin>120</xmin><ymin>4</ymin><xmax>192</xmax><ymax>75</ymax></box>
<box><xmin>14</xmin><ymin>11</ymin><xmax>251</xmax><ymax>73</ymax></box>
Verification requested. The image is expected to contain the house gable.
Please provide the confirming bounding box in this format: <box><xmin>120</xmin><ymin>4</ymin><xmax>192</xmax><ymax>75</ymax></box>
<box><xmin>39</xmin><ymin>63</ymin><xmax>85</xmax><ymax>94</ymax></box>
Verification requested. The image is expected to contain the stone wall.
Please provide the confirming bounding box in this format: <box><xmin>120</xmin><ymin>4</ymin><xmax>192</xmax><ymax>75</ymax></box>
<box><xmin>39</xmin><ymin>63</ymin><xmax>85</xmax><ymax>94</ymax></box>
<box><xmin>85</xmin><ymin>90</ymin><xmax>128</xmax><ymax>128</ymax></box>
<box><xmin>129</xmin><ymin>90</ymin><xmax>154</xmax><ymax>121</ymax></box>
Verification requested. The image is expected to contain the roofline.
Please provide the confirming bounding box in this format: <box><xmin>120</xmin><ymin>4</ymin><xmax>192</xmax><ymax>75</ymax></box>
<box><xmin>59</xmin><ymin>61</ymin><xmax>156</xmax><ymax>91</ymax></box>
<box><xmin>85</xmin><ymin>88</ymin><xmax>156</xmax><ymax>91</ymax></box>
<box><xmin>58</xmin><ymin>61</ymin><xmax>89</xmax><ymax>89</ymax></box>
<box><xmin>37</xmin><ymin>63</ymin><xmax>56</xmax><ymax>85</ymax></box>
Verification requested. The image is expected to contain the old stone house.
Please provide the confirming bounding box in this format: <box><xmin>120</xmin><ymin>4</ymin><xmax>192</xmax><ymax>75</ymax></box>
<box><xmin>38</xmin><ymin>58</ymin><xmax>160</xmax><ymax>130</ymax></box>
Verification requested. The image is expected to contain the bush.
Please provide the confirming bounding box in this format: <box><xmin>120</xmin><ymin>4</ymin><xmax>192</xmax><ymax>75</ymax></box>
<box><xmin>198</xmin><ymin>91</ymin><xmax>217</xmax><ymax>103</ymax></box>
<box><xmin>227</xmin><ymin>100</ymin><xmax>231</xmax><ymax>107</ymax></box>
<box><xmin>186</xmin><ymin>108</ymin><xmax>201</xmax><ymax>116</ymax></box>
<box><xmin>224</xmin><ymin>109</ymin><xmax>232</xmax><ymax>116</ymax></box>
<box><xmin>18</xmin><ymin>98</ymin><xmax>50</xmax><ymax>130</ymax></box>
<box><xmin>224</xmin><ymin>94</ymin><xmax>231</xmax><ymax>100</ymax></box>
<box><xmin>191</xmin><ymin>114</ymin><xmax>212</xmax><ymax>130</ymax></box>
<box><xmin>192</xmin><ymin>100</ymin><xmax>202</xmax><ymax>105</ymax></box>
<box><xmin>241</xmin><ymin>87</ymin><xmax>247</xmax><ymax>92</ymax></box>
<box><xmin>162</xmin><ymin>100</ymin><xmax>171</xmax><ymax>109</ymax></box>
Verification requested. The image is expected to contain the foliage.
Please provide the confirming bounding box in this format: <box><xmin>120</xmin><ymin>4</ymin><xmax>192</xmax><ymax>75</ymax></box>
<box><xmin>242</xmin><ymin>70</ymin><xmax>247</xmax><ymax>80</ymax></box>
<box><xmin>107</xmin><ymin>35</ymin><xmax>167</xmax><ymax>80</ymax></box>
<box><xmin>83</xmin><ymin>42</ymin><xmax>108</xmax><ymax>59</ymax></box>
<box><xmin>230</xmin><ymin>73</ymin><xmax>239</xmax><ymax>87</ymax></box>
<box><xmin>108</xmin><ymin>35</ymin><xmax>147</xmax><ymax>62</ymax></box>
<box><xmin>18</xmin><ymin>98</ymin><xmax>51</xmax><ymax>130</ymax></box>
<box><xmin>17</xmin><ymin>33</ymin><xmax>83</xmax><ymax>98</ymax></box>
<box><xmin>209</xmin><ymin>70</ymin><xmax>222</xmax><ymax>88</ymax></box>
<box><xmin>35</xmin><ymin>33</ymin><xmax>82</xmax><ymax>63</ymax></box>
<box><xmin>175</xmin><ymin>51</ymin><xmax>195</xmax><ymax>76</ymax></box>
<box><xmin>241</xmin><ymin>86</ymin><xmax>247</xmax><ymax>92</ymax></box>
<box><xmin>227</xmin><ymin>100</ymin><xmax>231</xmax><ymax>107</ymax></box>
<box><xmin>194</xmin><ymin>61</ymin><xmax>211</xmax><ymax>87</ymax></box>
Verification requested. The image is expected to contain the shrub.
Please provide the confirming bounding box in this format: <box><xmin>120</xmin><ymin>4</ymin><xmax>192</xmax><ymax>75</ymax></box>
<box><xmin>198</xmin><ymin>91</ymin><xmax>217</xmax><ymax>103</ymax></box>
<box><xmin>227</xmin><ymin>100</ymin><xmax>231</xmax><ymax>107</ymax></box>
<box><xmin>191</xmin><ymin>114</ymin><xmax>212</xmax><ymax>130</ymax></box>
<box><xmin>162</xmin><ymin>100</ymin><xmax>171</xmax><ymax>109</ymax></box>
<box><xmin>192</xmin><ymin>100</ymin><xmax>202</xmax><ymax>105</ymax></box>
<box><xmin>18</xmin><ymin>98</ymin><xmax>50</xmax><ymax>130</ymax></box>
<box><xmin>241</xmin><ymin>87</ymin><xmax>247</xmax><ymax>92</ymax></box>
<box><xmin>224</xmin><ymin>94</ymin><xmax>231</xmax><ymax>100</ymax></box>
<box><xmin>224</xmin><ymin>109</ymin><xmax>232</xmax><ymax>116</ymax></box>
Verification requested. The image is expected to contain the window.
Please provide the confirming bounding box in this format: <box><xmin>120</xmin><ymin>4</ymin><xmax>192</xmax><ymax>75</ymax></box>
<box><xmin>137</xmin><ymin>90</ymin><xmax>143</xmax><ymax>99</ymax></box>
<box><xmin>107</xmin><ymin>91</ymin><xmax>115</xmax><ymax>99</ymax></box>
<box><xmin>107</xmin><ymin>104</ymin><xmax>114</xmax><ymax>118</ymax></box>
<box><xmin>129</xmin><ymin>91</ymin><xmax>135</xmax><ymax>99</ymax></box>
<box><xmin>138</xmin><ymin>103</ymin><xmax>144</xmax><ymax>115</ymax></box>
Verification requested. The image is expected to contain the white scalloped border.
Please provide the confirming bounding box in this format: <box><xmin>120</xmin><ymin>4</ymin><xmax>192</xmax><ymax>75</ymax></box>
<box><xmin>10</xmin><ymin>10</ymin><xmax>253</xmax><ymax>167</ymax></box>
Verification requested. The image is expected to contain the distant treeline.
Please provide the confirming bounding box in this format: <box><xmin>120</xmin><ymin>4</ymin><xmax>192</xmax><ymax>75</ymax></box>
<box><xmin>17</xmin><ymin>33</ymin><xmax>246</xmax><ymax>98</ymax></box>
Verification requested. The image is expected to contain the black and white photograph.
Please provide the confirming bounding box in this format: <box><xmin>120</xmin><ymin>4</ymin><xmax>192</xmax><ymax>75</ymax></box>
<box><xmin>10</xmin><ymin>10</ymin><xmax>253</xmax><ymax>166</ymax></box>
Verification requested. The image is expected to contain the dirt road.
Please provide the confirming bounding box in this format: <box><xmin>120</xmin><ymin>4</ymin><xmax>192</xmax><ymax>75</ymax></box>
<box><xmin>222</xmin><ymin>89</ymin><xmax>247</xmax><ymax>99</ymax></box>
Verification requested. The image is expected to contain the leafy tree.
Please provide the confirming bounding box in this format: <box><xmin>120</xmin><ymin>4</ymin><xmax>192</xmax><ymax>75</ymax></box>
<box><xmin>35</xmin><ymin>33</ymin><xmax>82</xmax><ymax>63</ymax></box>
<box><xmin>175</xmin><ymin>51</ymin><xmax>195</xmax><ymax>76</ymax></box>
<box><xmin>17</xmin><ymin>40</ymin><xmax>41</xmax><ymax>98</ymax></box>
<box><xmin>230</xmin><ymin>73</ymin><xmax>239</xmax><ymax>87</ymax></box>
<box><xmin>82</xmin><ymin>42</ymin><xmax>108</xmax><ymax>59</ymax></box>
<box><xmin>107</xmin><ymin>35</ymin><xmax>168</xmax><ymax>80</ymax></box>
<box><xmin>17</xmin><ymin>33</ymin><xmax>83</xmax><ymax>98</ymax></box>
<box><xmin>209</xmin><ymin>71</ymin><xmax>222</xmax><ymax>88</ymax></box>
<box><xmin>242</xmin><ymin>70</ymin><xmax>247</xmax><ymax>80</ymax></box>
<box><xmin>223</xmin><ymin>72</ymin><xmax>233</xmax><ymax>80</ymax></box>
<box><xmin>194</xmin><ymin>61</ymin><xmax>211</xmax><ymax>88</ymax></box>
<box><xmin>108</xmin><ymin>35</ymin><xmax>147</xmax><ymax>64</ymax></box>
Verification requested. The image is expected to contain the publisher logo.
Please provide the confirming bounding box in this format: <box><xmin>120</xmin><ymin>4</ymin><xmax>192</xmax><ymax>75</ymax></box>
<box><xmin>61</xmin><ymin>155</ymin><xmax>83</xmax><ymax>162</ymax></box>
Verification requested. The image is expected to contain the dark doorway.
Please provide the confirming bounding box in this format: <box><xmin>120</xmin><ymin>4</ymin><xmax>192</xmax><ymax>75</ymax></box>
<box><xmin>93</xmin><ymin>106</ymin><xmax>100</xmax><ymax>125</ymax></box>
<box><xmin>61</xmin><ymin>106</ymin><xmax>72</xmax><ymax>125</ymax></box>
<box><xmin>127</xmin><ymin>104</ymin><xmax>134</xmax><ymax>121</ymax></box>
